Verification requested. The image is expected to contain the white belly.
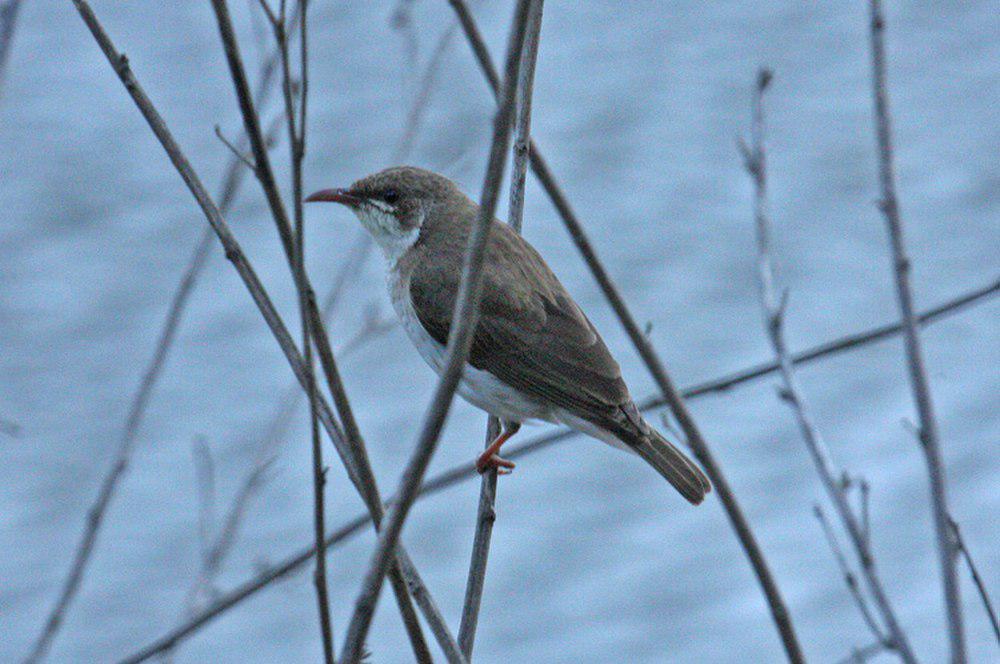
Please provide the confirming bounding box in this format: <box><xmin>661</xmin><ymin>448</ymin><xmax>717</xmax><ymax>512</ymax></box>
<box><xmin>388</xmin><ymin>269</ymin><xmax>553</xmax><ymax>424</ymax></box>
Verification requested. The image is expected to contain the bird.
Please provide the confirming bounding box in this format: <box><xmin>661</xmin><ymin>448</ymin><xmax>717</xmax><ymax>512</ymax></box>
<box><xmin>305</xmin><ymin>166</ymin><xmax>712</xmax><ymax>504</ymax></box>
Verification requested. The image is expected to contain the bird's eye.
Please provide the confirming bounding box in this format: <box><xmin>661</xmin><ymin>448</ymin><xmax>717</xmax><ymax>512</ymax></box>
<box><xmin>383</xmin><ymin>189</ymin><xmax>400</xmax><ymax>205</ymax></box>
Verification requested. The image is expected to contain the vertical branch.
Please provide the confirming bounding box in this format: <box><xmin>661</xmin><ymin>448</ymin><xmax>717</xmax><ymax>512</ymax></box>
<box><xmin>867</xmin><ymin>2</ymin><xmax>965</xmax><ymax>660</ymax></box>
<box><xmin>458</xmin><ymin>1</ymin><xmax>544</xmax><ymax>658</ymax></box>
<box><xmin>338</xmin><ymin>2</ymin><xmax>533</xmax><ymax>661</ymax></box>
<box><xmin>949</xmin><ymin>520</ymin><xmax>999</xmax><ymax>642</ymax></box>
<box><xmin>505</xmin><ymin>0</ymin><xmax>542</xmax><ymax>236</ymax></box>
<box><xmin>445</xmin><ymin>2</ymin><xmax>804</xmax><ymax>660</ymax></box>
<box><xmin>457</xmin><ymin>417</ymin><xmax>500</xmax><ymax>659</ymax></box>
<box><xmin>813</xmin><ymin>505</ymin><xmax>887</xmax><ymax>650</ymax></box>
<box><xmin>740</xmin><ymin>68</ymin><xmax>916</xmax><ymax>662</ymax></box>
<box><xmin>271</xmin><ymin>0</ymin><xmax>334</xmax><ymax>658</ymax></box>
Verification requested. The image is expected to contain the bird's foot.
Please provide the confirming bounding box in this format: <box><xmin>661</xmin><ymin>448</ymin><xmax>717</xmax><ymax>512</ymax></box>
<box><xmin>476</xmin><ymin>452</ymin><xmax>516</xmax><ymax>475</ymax></box>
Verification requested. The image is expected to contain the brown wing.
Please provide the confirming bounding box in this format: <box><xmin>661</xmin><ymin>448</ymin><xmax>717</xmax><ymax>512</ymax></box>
<box><xmin>410</xmin><ymin>221</ymin><xmax>636</xmax><ymax>435</ymax></box>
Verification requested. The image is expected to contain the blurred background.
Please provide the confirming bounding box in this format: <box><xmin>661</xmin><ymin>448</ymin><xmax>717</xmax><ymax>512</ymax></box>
<box><xmin>1</xmin><ymin>1</ymin><xmax>997</xmax><ymax>662</ymax></box>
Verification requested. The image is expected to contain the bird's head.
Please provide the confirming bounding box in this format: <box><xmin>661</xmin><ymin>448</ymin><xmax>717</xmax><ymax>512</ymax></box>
<box><xmin>306</xmin><ymin>166</ymin><xmax>465</xmax><ymax>262</ymax></box>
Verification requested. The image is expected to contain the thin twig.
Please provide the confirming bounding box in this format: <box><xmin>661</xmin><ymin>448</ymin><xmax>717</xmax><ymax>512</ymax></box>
<box><xmin>813</xmin><ymin>505</ymin><xmax>887</xmax><ymax>646</ymax></box>
<box><xmin>505</xmin><ymin>0</ymin><xmax>542</xmax><ymax>235</ymax></box>
<box><xmin>457</xmin><ymin>2</ymin><xmax>544</xmax><ymax>658</ymax></box>
<box><xmin>338</xmin><ymin>2</ymin><xmax>532</xmax><ymax>661</ymax></box>
<box><xmin>209</xmin><ymin>1</ymin><xmax>448</xmax><ymax>658</ymax></box>
<box><xmin>950</xmin><ymin>520</ymin><xmax>999</xmax><ymax>642</ymax></box>
<box><xmin>446</xmin><ymin>2</ymin><xmax>803</xmax><ymax>660</ymax></box>
<box><xmin>213</xmin><ymin>124</ymin><xmax>257</xmax><ymax>173</ymax></box>
<box><xmin>191</xmin><ymin>437</ymin><xmax>217</xmax><ymax>567</ymax></box>
<box><xmin>741</xmin><ymin>67</ymin><xmax>915</xmax><ymax>662</ymax></box>
<box><xmin>118</xmin><ymin>276</ymin><xmax>996</xmax><ymax>659</ymax></box>
<box><xmin>273</xmin><ymin>0</ymin><xmax>334</xmax><ymax>656</ymax></box>
<box><xmin>458</xmin><ymin>418</ymin><xmax>500</xmax><ymax>659</ymax></box>
<box><xmin>867</xmin><ymin>2</ymin><xmax>965</xmax><ymax>659</ymax></box>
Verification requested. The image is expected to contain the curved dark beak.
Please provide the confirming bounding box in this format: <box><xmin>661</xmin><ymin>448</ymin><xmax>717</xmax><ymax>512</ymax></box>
<box><xmin>304</xmin><ymin>188</ymin><xmax>364</xmax><ymax>207</ymax></box>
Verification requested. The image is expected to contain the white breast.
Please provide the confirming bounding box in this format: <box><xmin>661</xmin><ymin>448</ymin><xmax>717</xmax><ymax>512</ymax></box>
<box><xmin>388</xmin><ymin>266</ymin><xmax>553</xmax><ymax>424</ymax></box>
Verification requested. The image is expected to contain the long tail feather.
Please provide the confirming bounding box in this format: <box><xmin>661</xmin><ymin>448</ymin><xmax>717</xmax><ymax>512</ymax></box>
<box><xmin>630</xmin><ymin>428</ymin><xmax>712</xmax><ymax>505</ymax></box>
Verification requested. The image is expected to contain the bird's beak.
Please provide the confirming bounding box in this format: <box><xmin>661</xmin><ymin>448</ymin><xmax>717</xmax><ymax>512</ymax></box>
<box><xmin>304</xmin><ymin>188</ymin><xmax>364</xmax><ymax>207</ymax></box>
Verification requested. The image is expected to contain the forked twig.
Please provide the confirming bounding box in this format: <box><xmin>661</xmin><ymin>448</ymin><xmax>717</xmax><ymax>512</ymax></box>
<box><xmin>867</xmin><ymin>2</ymin><xmax>965</xmax><ymax>658</ymax></box>
<box><xmin>813</xmin><ymin>505</ymin><xmax>887</xmax><ymax>647</ymax></box>
<box><xmin>741</xmin><ymin>67</ymin><xmax>915</xmax><ymax>662</ymax></box>
<box><xmin>338</xmin><ymin>2</ymin><xmax>533</xmax><ymax>661</ymax></box>
<box><xmin>446</xmin><ymin>2</ymin><xmax>804</xmax><ymax>660</ymax></box>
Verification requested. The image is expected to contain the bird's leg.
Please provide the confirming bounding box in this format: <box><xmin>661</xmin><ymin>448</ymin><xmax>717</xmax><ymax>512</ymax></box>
<box><xmin>476</xmin><ymin>421</ymin><xmax>521</xmax><ymax>475</ymax></box>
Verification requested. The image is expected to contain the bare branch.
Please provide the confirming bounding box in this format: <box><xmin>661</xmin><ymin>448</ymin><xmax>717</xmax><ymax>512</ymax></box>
<box><xmin>458</xmin><ymin>414</ymin><xmax>501</xmax><ymax>657</ymax></box>
<box><xmin>949</xmin><ymin>519</ymin><xmax>999</xmax><ymax>643</ymax></box>
<box><xmin>276</xmin><ymin>0</ymin><xmax>333</xmax><ymax>655</ymax></box>
<box><xmin>254</xmin><ymin>0</ymin><xmax>279</xmax><ymax>30</ymax></box>
<box><xmin>119</xmin><ymin>277</ymin><xmax>996</xmax><ymax>658</ymax></box>
<box><xmin>867</xmin><ymin>2</ymin><xmax>965</xmax><ymax>658</ymax></box>
<box><xmin>446</xmin><ymin>1</ymin><xmax>803</xmax><ymax>659</ymax></box>
<box><xmin>191</xmin><ymin>437</ymin><xmax>217</xmax><ymax>566</ymax></box>
<box><xmin>338</xmin><ymin>2</ymin><xmax>534</xmax><ymax>661</ymax></box>
<box><xmin>813</xmin><ymin>505</ymin><xmax>886</xmax><ymax>646</ymax></box>
<box><xmin>741</xmin><ymin>67</ymin><xmax>915</xmax><ymax>661</ymax></box>
<box><xmin>458</xmin><ymin>2</ymin><xmax>544</xmax><ymax>657</ymax></box>
<box><xmin>213</xmin><ymin>124</ymin><xmax>258</xmax><ymax>173</ymax></box>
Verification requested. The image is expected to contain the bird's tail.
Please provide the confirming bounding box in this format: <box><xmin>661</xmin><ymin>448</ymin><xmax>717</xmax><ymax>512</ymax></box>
<box><xmin>629</xmin><ymin>427</ymin><xmax>712</xmax><ymax>505</ymax></box>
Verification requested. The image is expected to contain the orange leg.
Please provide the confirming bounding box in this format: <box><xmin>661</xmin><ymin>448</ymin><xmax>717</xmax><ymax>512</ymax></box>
<box><xmin>475</xmin><ymin>422</ymin><xmax>521</xmax><ymax>475</ymax></box>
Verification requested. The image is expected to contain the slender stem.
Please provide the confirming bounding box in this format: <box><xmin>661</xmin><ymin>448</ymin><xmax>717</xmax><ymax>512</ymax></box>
<box><xmin>867</xmin><ymin>3</ymin><xmax>964</xmax><ymax>660</ymax></box>
<box><xmin>505</xmin><ymin>0</ymin><xmax>543</xmax><ymax>235</ymax></box>
<box><xmin>118</xmin><ymin>276</ymin><xmax>996</xmax><ymax>660</ymax></box>
<box><xmin>742</xmin><ymin>68</ymin><xmax>915</xmax><ymax>662</ymax></box>
<box><xmin>458</xmin><ymin>416</ymin><xmax>501</xmax><ymax>658</ymax></box>
<box><xmin>813</xmin><ymin>505</ymin><xmax>887</xmax><ymax>646</ymax></box>
<box><xmin>338</xmin><ymin>3</ymin><xmax>532</xmax><ymax>661</ymax></box>
<box><xmin>446</xmin><ymin>2</ymin><xmax>803</xmax><ymax>659</ymax></box>
<box><xmin>274</xmin><ymin>0</ymin><xmax>334</xmax><ymax>658</ymax></box>
<box><xmin>949</xmin><ymin>520</ymin><xmax>999</xmax><ymax>643</ymax></box>
<box><xmin>458</xmin><ymin>3</ymin><xmax>544</xmax><ymax>658</ymax></box>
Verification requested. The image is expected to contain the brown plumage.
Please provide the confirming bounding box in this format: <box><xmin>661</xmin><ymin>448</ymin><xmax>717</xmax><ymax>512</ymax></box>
<box><xmin>306</xmin><ymin>166</ymin><xmax>712</xmax><ymax>504</ymax></box>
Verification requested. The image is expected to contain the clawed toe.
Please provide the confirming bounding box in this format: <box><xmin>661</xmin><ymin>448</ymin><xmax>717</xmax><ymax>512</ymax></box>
<box><xmin>476</xmin><ymin>454</ymin><xmax>516</xmax><ymax>475</ymax></box>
